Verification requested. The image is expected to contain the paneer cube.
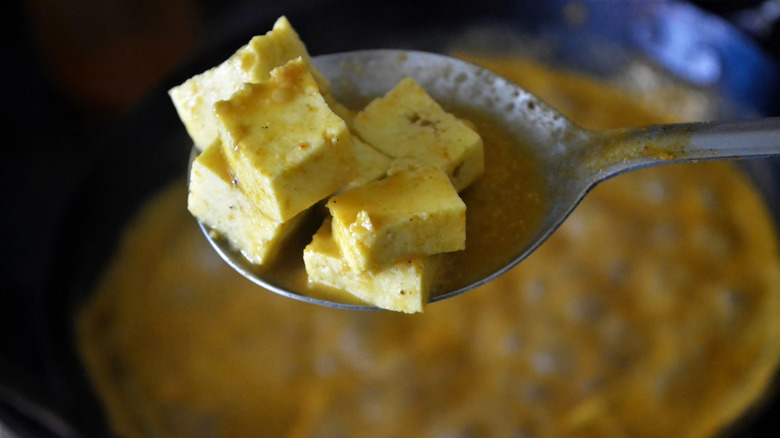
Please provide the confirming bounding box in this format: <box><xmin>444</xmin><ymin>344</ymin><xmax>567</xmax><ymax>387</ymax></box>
<box><xmin>352</xmin><ymin>77</ymin><xmax>484</xmax><ymax>191</ymax></box>
<box><xmin>342</xmin><ymin>137</ymin><xmax>391</xmax><ymax>191</ymax></box>
<box><xmin>188</xmin><ymin>142</ymin><xmax>305</xmax><ymax>265</ymax></box>
<box><xmin>168</xmin><ymin>16</ymin><xmax>331</xmax><ymax>151</ymax></box>
<box><xmin>304</xmin><ymin>219</ymin><xmax>440</xmax><ymax>313</ymax></box>
<box><xmin>216</xmin><ymin>58</ymin><xmax>356</xmax><ymax>222</ymax></box>
<box><xmin>327</xmin><ymin>162</ymin><xmax>466</xmax><ymax>272</ymax></box>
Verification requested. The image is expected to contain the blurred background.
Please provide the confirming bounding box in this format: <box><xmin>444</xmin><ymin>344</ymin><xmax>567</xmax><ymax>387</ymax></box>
<box><xmin>1</xmin><ymin>0</ymin><xmax>779</xmax><ymax>435</ymax></box>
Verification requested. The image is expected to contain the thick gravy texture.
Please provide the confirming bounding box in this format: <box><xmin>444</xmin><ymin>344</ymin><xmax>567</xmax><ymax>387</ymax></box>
<box><xmin>77</xmin><ymin>55</ymin><xmax>780</xmax><ymax>437</ymax></box>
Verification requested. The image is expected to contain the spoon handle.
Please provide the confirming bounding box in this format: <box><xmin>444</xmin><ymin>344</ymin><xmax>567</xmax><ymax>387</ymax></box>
<box><xmin>674</xmin><ymin>117</ymin><xmax>780</xmax><ymax>159</ymax></box>
<box><xmin>589</xmin><ymin>117</ymin><xmax>780</xmax><ymax>178</ymax></box>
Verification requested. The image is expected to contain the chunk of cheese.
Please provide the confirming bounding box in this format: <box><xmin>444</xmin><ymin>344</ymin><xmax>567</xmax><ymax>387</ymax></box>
<box><xmin>304</xmin><ymin>219</ymin><xmax>439</xmax><ymax>313</ymax></box>
<box><xmin>187</xmin><ymin>142</ymin><xmax>305</xmax><ymax>265</ymax></box>
<box><xmin>216</xmin><ymin>59</ymin><xmax>356</xmax><ymax>222</ymax></box>
<box><xmin>352</xmin><ymin>77</ymin><xmax>484</xmax><ymax>191</ymax></box>
<box><xmin>327</xmin><ymin>162</ymin><xmax>466</xmax><ymax>272</ymax></box>
<box><xmin>168</xmin><ymin>16</ymin><xmax>331</xmax><ymax>151</ymax></box>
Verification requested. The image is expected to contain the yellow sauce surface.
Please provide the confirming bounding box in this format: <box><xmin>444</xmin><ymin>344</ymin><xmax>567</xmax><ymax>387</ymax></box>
<box><xmin>77</xmin><ymin>55</ymin><xmax>780</xmax><ymax>437</ymax></box>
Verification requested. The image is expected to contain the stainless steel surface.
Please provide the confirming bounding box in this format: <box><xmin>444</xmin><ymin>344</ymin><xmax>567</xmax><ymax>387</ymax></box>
<box><xmin>197</xmin><ymin>49</ymin><xmax>780</xmax><ymax>309</ymax></box>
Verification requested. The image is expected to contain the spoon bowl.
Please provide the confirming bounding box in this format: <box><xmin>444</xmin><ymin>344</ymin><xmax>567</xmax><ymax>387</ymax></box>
<box><xmin>195</xmin><ymin>49</ymin><xmax>780</xmax><ymax>310</ymax></box>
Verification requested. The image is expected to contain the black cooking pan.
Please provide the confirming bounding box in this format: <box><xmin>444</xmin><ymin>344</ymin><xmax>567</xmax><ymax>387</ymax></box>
<box><xmin>3</xmin><ymin>0</ymin><xmax>779</xmax><ymax>436</ymax></box>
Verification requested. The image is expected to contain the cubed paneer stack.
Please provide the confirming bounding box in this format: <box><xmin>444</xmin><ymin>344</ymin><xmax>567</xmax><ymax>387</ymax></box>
<box><xmin>216</xmin><ymin>59</ymin><xmax>356</xmax><ymax>222</ymax></box>
<box><xmin>176</xmin><ymin>18</ymin><xmax>355</xmax><ymax>268</ymax></box>
<box><xmin>352</xmin><ymin>77</ymin><xmax>484</xmax><ymax>192</ymax></box>
<box><xmin>326</xmin><ymin>162</ymin><xmax>466</xmax><ymax>272</ymax></box>
<box><xmin>188</xmin><ymin>142</ymin><xmax>306</xmax><ymax>265</ymax></box>
<box><xmin>173</xmin><ymin>16</ymin><xmax>484</xmax><ymax>312</ymax></box>
<box><xmin>168</xmin><ymin>16</ymin><xmax>332</xmax><ymax>151</ymax></box>
<box><xmin>304</xmin><ymin>219</ymin><xmax>440</xmax><ymax>313</ymax></box>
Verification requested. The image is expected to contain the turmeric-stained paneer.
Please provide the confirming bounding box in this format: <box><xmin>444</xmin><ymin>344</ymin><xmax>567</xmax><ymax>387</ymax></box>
<box><xmin>168</xmin><ymin>16</ymin><xmax>330</xmax><ymax>151</ymax></box>
<box><xmin>352</xmin><ymin>77</ymin><xmax>484</xmax><ymax>191</ymax></box>
<box><xmin>216</xmin><ymin>58</ymin><xmax>356</xmax><ymax>222</ymax></box>
<box><xmin>342</xmin><ymin>137</ymin><xmax>392</xmax><ymax>191</ymax></box>
<box><xmin>188</xmin><ymin>142</ymin><xmax>305</xmax><ymax>265</ymax></box>
<box><xmin>327</xmin><ymin>162</ymin><xmax>465</xmax><ymax>272</ymax></box>
<box><xmin>304</xmin><ymin>219</ymin><xmax>439</xmax><ymax>313</ymax></box>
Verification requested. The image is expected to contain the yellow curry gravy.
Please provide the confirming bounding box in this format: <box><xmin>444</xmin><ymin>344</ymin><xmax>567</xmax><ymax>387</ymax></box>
<box><xmin>77</xmin><ymin>55</ymin><xmax>780</xmax><ymax>437</ymax></box>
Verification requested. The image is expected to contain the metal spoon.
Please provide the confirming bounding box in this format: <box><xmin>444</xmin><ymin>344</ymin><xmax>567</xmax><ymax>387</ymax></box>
<box><xmin>196</xmin><ymin>49</ymin><xmax>780</xmax><ymax>310</ymax></box>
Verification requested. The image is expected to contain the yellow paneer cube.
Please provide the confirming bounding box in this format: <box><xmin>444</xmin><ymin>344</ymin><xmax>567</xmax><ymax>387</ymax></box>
<box><xmin>188</xmin><ymin>142</ymin><xmax>305</xmax><ymax>265</ymax></box>
<box><xmin>342</xmin><ymin>137</ymin><xmax>391</xmax><ymax>191</ymax></box>
<box><xmin>304</xmin><ymin>219</ymin><xmax>440</xmax><ymax>313</ymax></box>
<box><xmin>327</xmin><ymin>162</ymin><xmax>466</xmax><ymax>272</ymax></box>
<box><xmin>352</xmin><ymin>77</ymin><xmax>484</xmax><ymax>191</ymax></box>
<box><xmin>168</xmin><ymin>16</ymin><xmax>331</xmax><ymax>151</ymax></box>
<box><xmin>216</xmin><ymin>58</ymin><xmax>356</xmax><ymax>222</ymax></box>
